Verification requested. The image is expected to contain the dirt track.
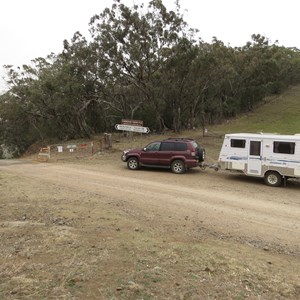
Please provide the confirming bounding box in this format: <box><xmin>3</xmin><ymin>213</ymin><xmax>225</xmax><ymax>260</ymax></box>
<box><xmin>1</xmin><ymin>156</ymin><xmax>300</xmax><ymax>299</ymax></box>
<box><xmin>2</xmin><ymin>157</ymin><xmax>300</xmax><ymax>253</ymax></box>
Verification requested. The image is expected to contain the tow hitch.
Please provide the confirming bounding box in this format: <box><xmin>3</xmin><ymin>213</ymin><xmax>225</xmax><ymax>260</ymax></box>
<box><xmin>199</xmin><ymin>162</ymin><xmax>219</xmax><ymax>171</ymax></box>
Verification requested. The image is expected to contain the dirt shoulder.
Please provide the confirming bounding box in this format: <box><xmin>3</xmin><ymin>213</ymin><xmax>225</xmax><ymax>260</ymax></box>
<box><xmin>1</xmin><ymin>154</ymin><xmax>300</xmax><ymax>299</ymax></box>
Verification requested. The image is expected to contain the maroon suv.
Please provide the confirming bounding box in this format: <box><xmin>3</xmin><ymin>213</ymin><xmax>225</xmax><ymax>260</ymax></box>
<box><xmin>121</xmin><ymin>138</ymin><xmax>205</xmax><ymax>174</ymax></box>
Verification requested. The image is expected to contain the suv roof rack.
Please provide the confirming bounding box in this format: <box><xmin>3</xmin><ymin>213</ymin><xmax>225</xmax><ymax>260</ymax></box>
<box><xmin>164</xmin><ymin>138</ymin><xmax>194</xmax><ymax>141</ymax></box>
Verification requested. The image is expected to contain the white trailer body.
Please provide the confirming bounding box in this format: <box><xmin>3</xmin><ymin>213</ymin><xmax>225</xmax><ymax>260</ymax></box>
<box><xmin>218</xmin><ymin>133</ymin><xmax>300</xmax><ymax>186</ymax></box>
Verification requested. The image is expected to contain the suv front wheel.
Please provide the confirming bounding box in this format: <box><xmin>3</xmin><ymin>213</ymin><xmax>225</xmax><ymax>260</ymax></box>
<box><xmin>127</xmin><ymin>157</ymin><xmax>140</xmax><ymax>170</ymax></box>
<box><xmin>171</xmin><ymin>160</ymin><xmax>186</xmax><ymax>174</ymax></box>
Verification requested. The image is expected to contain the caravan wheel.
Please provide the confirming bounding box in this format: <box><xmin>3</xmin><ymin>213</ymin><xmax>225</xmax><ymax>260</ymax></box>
<box><xmin>264</xmin><ymin>171</ymin><xmax>282</xmax><ymax>187</ymax></box>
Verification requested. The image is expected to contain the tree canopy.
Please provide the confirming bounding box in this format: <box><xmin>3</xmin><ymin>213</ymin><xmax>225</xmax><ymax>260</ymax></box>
<box><xmin>1</xmin><ymin>0</ymin><xmax>300</xmax><ymax>157</ymax></box>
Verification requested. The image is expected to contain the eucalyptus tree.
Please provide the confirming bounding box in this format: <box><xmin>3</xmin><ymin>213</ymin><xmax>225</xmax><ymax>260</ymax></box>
<box><xmin>0</xmin><ymin>91</ymin><xmax>35</xmax><ymax>156</ymax></box>
<box><xmin>3</xmin><ymin>31</ymin><xmax>105</xmax><ymax>141</ymax></box>
<box><xmin>235</xmin><ymin>34</ymin><xmax>287</xmax><ymax>111</ymax></box>
<box><xmin>274</xmin><ymin>46</ymin><xmax>300</xmax><ymax>90</ymax></box>
<box><xmin>88</xmin><ymin>0</ymin><xmax>190</xmax><ymax>131</ymax></box>
<box><xmin>2</xmin><ymin>57</ymin><xmax>55</xmax><ymax>146</ymax></box>
<box><xmin>51</xmin><ymin>31</ymin><xmax>103</xmax><ymax>138</ymax></box>
<box><xmin>175</xmin><ymin>38</ymin><xmax>239</xmax><ymax>135</ymax></box>
<box><xmin>159</xmin><ymin>37</ymin><xmax>198</xmax><ymax>132</ymax></box>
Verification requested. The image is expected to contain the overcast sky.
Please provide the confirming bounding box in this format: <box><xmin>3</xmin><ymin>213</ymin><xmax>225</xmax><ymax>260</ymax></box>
<box><xmin>1</xmin><ymin>0</ymin><xmax>299</xmax><ymax>93</ymax></box>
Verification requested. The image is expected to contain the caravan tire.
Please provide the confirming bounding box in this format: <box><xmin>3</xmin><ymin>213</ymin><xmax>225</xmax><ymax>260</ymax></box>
<box><xmin>264</xmin><ymin>171</ymin><xmax>282</xmax><ymax>187</ymax></box>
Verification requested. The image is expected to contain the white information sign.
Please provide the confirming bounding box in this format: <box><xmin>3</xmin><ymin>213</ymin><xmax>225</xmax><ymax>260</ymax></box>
<box><xmin>115</xmin><ymin>124</ymin><xmax>150</xmax><ymax>133</ymax></box>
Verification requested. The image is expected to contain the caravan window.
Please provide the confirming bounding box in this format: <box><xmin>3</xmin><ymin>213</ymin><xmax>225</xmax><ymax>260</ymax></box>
<box><xmin>230</xmin><ymin>139</ymin><xmax>246</xmax><ymax>148</ymax></box>
<box><xmin>273</xmin><ymin>141</ymin><xmax>295</xmax><ymax>154</ymax></box>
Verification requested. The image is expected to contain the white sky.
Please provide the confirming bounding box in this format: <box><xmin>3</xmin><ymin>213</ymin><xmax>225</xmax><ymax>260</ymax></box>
<box><xmin>1</xmin><ymin>0</ymin><xmax>299</xmax><ymax>93</ymax></box>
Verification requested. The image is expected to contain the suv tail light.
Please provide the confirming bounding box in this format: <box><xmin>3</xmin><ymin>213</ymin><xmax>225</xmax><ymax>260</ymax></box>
<box><xmin>191</xmin><ymin>151</ymin><xmax>196</xmax><ymax>157</ymax></box>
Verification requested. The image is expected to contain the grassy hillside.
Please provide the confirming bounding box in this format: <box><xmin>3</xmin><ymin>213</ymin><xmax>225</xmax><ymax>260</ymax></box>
<box><xmin>212</xmin><ymin>85</ymin><xmax>300</xmax><ymax>135</ymax></box>
<box><xmin>193</xmin><ymin>85</ymin><xmax>300</xmax><ymax>161</ymax></box>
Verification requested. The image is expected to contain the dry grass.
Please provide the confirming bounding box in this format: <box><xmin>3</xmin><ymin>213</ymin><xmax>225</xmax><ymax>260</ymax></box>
<box><xmin>1</xmin><ymin>170</ymin><xmax>300</xmax><ymax>299</ymax></box>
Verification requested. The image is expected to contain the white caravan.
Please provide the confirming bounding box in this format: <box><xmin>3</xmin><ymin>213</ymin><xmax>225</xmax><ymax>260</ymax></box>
<box><xmin>218</xmin><ymin>133</ymin><xmax>300</xmax><ymax>186</ymax></box>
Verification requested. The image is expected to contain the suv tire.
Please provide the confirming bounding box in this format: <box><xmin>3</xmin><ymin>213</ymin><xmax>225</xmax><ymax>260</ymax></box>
<box><xmin>127</xmin><ymin>157</ymin><xmax>140</xmax><ymax>170</ymax></box>
<box><xmin>171</xmin><ymin>160</ymin><xmax>185</xmax><ymax>174</ymax></box>
<box><xmin>197</xmin><ymin>148</ymin><xmax>205</xmax><ymax>162</ymax></box>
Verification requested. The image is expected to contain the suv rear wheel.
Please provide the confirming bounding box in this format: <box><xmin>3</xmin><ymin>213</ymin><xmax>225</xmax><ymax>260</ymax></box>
<box><xmin>127</xmin><ymin>157</ymin><xmax>140</xmax><ymax>170</ymax></box>
<box><xmin>171</xmin><ymin>160</ymin><xmax>185</xmax><ymax>174</ymax></box>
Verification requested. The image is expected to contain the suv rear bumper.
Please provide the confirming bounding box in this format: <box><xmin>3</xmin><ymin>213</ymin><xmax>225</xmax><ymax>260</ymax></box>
<box><xmin>185</xmin><ymin>159</ymin><xmax>200</xmax><ymax>168</ymax></box>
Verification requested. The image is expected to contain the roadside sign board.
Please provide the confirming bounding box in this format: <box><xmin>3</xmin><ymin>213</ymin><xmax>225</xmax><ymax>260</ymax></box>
<box><xmin>67</xmin><ymin>144</ymin><xmax>77</xmax><ymax>149</ymax></box>
<box><xmin>121</xmin><ymin>119</ymin><xmax>143</xmax><ymax>127</ymax></box>
<box><xmin>115</xmin><ymin>124</ymin><xmax>150</xmax><ymax>133</ymax></box>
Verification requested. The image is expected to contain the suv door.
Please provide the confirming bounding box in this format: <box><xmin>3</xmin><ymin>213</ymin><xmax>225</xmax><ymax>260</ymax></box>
<box><xmin>158</xmin><ymin>142</ymin><xmax>175</xmax><ymax>166</ymax></box>
<box><xmin>140</xmin><ymin>142</ymin><xmax>161</xmax><ymax>165</ymax></box>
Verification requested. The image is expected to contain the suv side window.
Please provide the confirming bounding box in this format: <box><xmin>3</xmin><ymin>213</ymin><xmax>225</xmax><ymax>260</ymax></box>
<box><xmin>174</xmin><ymin>142</ymin><xmax>187</xmax><ymax>151</ymax></box>
<box><xmin>160</xmin><ymin>142</ymin><xmax>175</xmax><ymax>151</ymax></box>
<box><xmin>146</xmin><ymin>142</ymin><xmax>161</xmax><ymax>151</ymax></box>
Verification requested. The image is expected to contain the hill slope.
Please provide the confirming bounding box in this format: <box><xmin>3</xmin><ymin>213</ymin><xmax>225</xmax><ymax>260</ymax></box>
<box><xmin>198</xmin><ymin>85</ymin><xmax>300</xmax><ymax>160</ymax></box>
<box><xmin>213</xmin><ymin>85</ymin><xmax>300</xmax><ymax>135</ymax></box>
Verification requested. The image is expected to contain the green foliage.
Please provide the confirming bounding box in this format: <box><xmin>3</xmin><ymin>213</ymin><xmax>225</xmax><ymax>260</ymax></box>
<box><xmin>89</xmin><ymin>0</ymin><xmax>191</xmax><ymax>132</ymax></box>
<box><xmin>1</xmin><ymin>0</ymin><xmax>300</xmax><ymax>155</ymax></box>
<box><xmin>213</xmin><ymin>85</ymin><xmax>300</xmax><ymax>135</ymax></box>
<box><xmin>0</xmin><ymin>92</ymin><xmax>37</xmax><ymax>157</ymax></box>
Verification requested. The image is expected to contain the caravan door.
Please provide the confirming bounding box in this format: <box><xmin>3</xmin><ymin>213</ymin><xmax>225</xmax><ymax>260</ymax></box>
<box><xmin>247</xmin><ymin>140</ymin><xmax>262</xmax><ymax>176</ymax></box>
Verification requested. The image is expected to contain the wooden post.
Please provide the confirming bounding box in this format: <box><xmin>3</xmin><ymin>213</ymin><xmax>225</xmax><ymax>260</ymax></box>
<box><xmin>38</xmin><ymin>146</ymin><xmax>50</xmax><ymax>162</ymax></box>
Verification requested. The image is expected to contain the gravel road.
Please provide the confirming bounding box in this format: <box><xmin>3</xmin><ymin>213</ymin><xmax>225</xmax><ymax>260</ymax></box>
<box><xmin>2</xmin><ymin>158</ymin><xmax>300</xmax><ymax>254</ymax></box>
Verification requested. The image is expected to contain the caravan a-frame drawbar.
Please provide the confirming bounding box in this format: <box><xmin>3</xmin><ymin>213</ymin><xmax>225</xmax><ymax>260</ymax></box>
<box><xmin>218</xmin><ymin>133</ymin><xmax>300</xmax><ymax>187</ymax></box>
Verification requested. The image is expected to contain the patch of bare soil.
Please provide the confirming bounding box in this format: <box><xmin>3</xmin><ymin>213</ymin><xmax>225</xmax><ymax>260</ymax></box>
<box><xmin>0</xmin><ymin>151</ymin><xmax>300</xmax><ymax>299</ymax></box>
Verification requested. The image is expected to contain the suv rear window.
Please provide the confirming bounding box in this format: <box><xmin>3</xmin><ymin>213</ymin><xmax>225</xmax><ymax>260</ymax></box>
<box><xmin>160</xmin><ymin>142</ymin><xmax>174</xmax><ymax>151</ymax></box>
<box><xmin>160</xmin><ymin>142</ymin><xmax>187</xmax><ymax>151</ymax></box>
<box><xmin>174</xmin><ymin>142</ymin><xmax>187</xmax><ymax>151</ymax></box>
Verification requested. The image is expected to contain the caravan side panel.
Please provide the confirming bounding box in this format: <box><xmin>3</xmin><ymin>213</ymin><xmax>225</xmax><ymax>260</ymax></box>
<box><xmin>261</xmin><ymin>138</ymin><xmax>300</xmax><ymax>177</ymax></box>
<box><xmin>219</xmin><ymin>133</ymin><xmax>300</xmax><ymax>180</ymax></box>
<box><xmin>218</xmin><ymin>135</ymin><xmax>248</xmax><ymax>174</ymax></box>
